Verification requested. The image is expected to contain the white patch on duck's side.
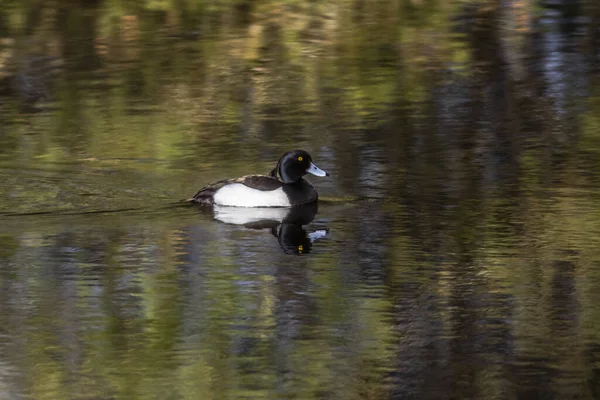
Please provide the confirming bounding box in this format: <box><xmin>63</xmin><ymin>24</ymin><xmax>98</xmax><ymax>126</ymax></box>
<box><xmin>213</xmin><ymin>183</ymin><xmax>291</xmax><ymax>207</ymax></box>
<box><xmin>214</xmin><ymin>205</ymin><xmax>289</xmax><ymax>225</ymax></box>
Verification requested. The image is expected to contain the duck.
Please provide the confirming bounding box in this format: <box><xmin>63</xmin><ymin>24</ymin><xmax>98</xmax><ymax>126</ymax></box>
<box><xmin>189</xmin><ymin>150</ymin><xmax>329</xmax><ymax>207</ymax></box>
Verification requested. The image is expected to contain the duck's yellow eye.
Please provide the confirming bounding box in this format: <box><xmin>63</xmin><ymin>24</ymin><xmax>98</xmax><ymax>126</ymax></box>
<box><xmin>298</xmin><ymin>156</ymin><xmax>303</xmax><ymax>161</ymax></box>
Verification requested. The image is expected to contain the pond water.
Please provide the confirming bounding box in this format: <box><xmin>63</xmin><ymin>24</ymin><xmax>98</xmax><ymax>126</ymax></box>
<box><xmin>1</xmin><ymin>1</ymin><xmax>600</xmax><ymax>399</ymax></box>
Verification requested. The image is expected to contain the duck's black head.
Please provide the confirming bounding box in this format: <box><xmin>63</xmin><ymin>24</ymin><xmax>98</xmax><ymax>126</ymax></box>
<box><xmin>269</xmin><ymin>150</ymin><xmax>329</xmax><ymax>183</ymax></box>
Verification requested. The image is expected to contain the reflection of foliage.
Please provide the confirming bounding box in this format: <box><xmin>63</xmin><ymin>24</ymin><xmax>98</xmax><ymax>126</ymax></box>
<box><xmin>0</xmin><ymin>234</ymin><xmax>19</xmax><ymax>258</ymax></box>
<box><xmin>0</xmin><ymin>0</ymin><xmax>481</xmax><ymax>164</ymax></box>
<box><xmin>1</xmin><ymin>1</ymin><xmax>600</xmax><ymax>398</ymax></box>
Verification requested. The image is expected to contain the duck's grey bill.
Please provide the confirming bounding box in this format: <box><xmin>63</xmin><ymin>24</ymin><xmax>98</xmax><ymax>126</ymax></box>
<box><xmin>306</xmin><ymin>162</ymin><xmax>329</xmax><ymax>177</ymax></box>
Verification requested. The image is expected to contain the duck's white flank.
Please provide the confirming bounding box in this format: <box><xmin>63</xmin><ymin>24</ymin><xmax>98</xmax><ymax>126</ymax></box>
<box><xmin>213</xmin><ymin>183</ymin><xmax>291</xmax><ymax>207</ymax></box>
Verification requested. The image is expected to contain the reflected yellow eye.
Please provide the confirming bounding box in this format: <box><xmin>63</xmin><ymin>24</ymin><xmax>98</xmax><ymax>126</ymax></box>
<box><xmin>298</xmin><ymin>156</ymin><xmax>303</xmax><ymax>161</ymax></box>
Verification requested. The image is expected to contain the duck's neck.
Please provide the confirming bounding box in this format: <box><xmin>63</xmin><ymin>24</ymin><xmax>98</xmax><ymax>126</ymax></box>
<box><xmin>283</xmin><ymin>178</ymin><xmax>306</xmax><ymax>186</ymax></box>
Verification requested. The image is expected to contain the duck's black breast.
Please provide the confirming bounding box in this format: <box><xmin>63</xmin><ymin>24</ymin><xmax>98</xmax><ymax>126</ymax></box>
<box><xmin>281</xmin><ymin>179</ymin><xmax>317</xmax><ymax>206</ymax></box>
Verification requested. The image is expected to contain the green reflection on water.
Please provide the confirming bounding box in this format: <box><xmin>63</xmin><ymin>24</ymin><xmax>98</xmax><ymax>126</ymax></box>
<box><xmin>2</xmin><ymin>0</ymin><xmax>600</xmax><ymax>399</ymax></box>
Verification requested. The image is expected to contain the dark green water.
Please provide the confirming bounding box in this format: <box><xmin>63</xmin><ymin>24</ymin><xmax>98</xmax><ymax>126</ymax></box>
<box><xmin>2</xmin><ymin>1</ymin><xmax>600</xmax><ymax>399</ymax></box>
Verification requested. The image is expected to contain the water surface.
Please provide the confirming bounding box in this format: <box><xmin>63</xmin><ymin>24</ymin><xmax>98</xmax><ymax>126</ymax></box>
<box><xmin>1</xmin><ymin>1</ymin><xmax>600</xmax><ymax>399</ymax></box>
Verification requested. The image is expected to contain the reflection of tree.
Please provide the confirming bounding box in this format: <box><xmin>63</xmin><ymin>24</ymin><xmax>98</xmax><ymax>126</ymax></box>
<box><xmin>1</xmin><ymin>0</ymin><xmax>600</xmax><ymax>398</ymax></box>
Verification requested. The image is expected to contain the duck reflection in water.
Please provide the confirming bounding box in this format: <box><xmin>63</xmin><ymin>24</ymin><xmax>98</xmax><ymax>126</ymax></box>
<box><xmin>210</xmin><ymin>202</ymin><xmax>327</xmax><ymax>255</ymax></box>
